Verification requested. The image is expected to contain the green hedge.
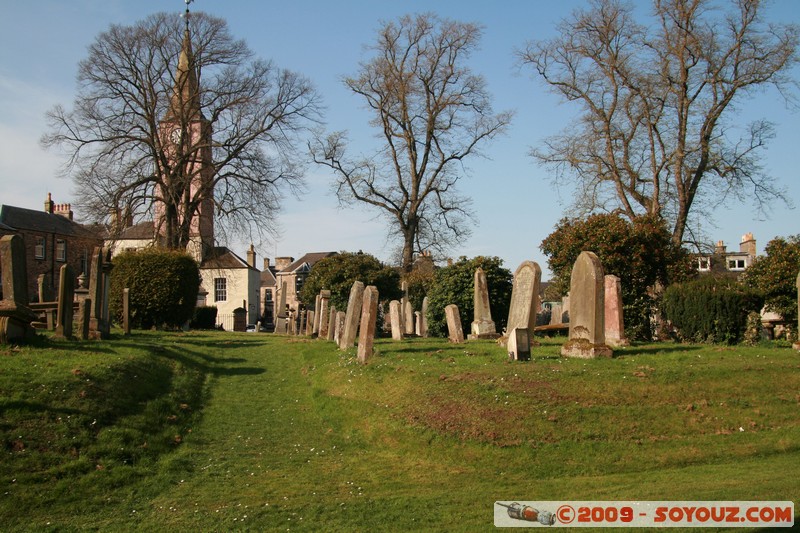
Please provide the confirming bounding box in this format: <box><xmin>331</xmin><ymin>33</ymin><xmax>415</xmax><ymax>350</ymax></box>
<box><xmin>191</xmin><ymin>306</ymin><xmax>218</xmax><ymax>330</ymax></box>
<box><xmin>110</xmin><ymin>249</ymin><xmax>200</xmax><ymax>330</ymax></box>
<box><xmin>662</xmin><ymin>276</ymin><xmax>763</xmax><ymax>344</ymax></box>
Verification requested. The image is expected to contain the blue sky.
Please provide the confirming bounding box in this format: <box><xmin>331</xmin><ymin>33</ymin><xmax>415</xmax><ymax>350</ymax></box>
<box><xmin>1</xmin><ymin>0</ymin><xmax>798</xmax><ymax>277</ymax></box>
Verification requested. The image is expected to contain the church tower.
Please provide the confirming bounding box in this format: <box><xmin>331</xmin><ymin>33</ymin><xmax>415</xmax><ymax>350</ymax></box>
<box><xmin>155</xmin><ymin>3</ymin><xmax>215</xmax><ymax>262</ymax></box>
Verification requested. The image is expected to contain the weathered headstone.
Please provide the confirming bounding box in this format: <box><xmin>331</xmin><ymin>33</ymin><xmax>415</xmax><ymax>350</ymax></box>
<box><xmin>470</xmin><ymin>267</ymin><xmax>498</xmax><ymax>339</ymax></box>
<box><xmin>38</xmin><ymin>273</ymin><xmax>51</xmax><ymax>303</ymax></box>
<box><xmin>604</xmin><ymin>275</ymin><xmax>629</xmax><ymax>347</ymax></box>
<box><xmin>0</xmin><ymin>235</ymin><xmax>36</xmax><ymax>343</ymax></box>
<box><xmin>420</xmin><ymin>296</ymin><xmax>429</xmax><ymax>338</ymax></box>
<box><xmin>274</xmin><ymin>281</ymin><xmax>288</xmax><ymax>334</ymax></box>
<box><xmin>357</xmin><ymin>286</ymin><xmax>379</xmax><ymax>364</ymax></box>
<box><xmin>122</xmin><ymin>287</ymin><xmax>131</xmax><ymax>336</ymax></box>
<box><xmin>445</xmin><ymin>304</ymin><xmax>464</xmax><ymax>343</ymax></box>
<box><xmin>313</xmin><ymin>294</ymin><xmax>322</xmax><ymax>334</ymax></box>
<box><xmin>403</xmin><ymin>299</ymin><xmax>414</xmax><ymax>335</ymax></box>
<box><xmin>794</xmin><ymin>271</ymin><xmax>800</xmax><ymax>351</ymax></box>
<box><xmin>549</xmin><ymin>303</ymin><xmax>563</xmax><ymax>325</ymax></box>
<box><xmin>77</xmin><ymin>298</ymin><xmax>91</xmax><ymax>340</ymax></box>
<box><xmin>339</xmin><ymin>281</ymin><xmax>365</xmax><ymax>350</ymax></box>
<box><xmin>334</xmin><ymin>310</ymin><xmax>346</xmax><ymax>344</ymax></box>
<box><xmin>326</xmin><ymin>305</ymin><xmax>337</xmax><ymax>341</ymax></box>
<box><xmin>389</xmin><ymin>300</ymin><xmax>403</xmax><ymax>341</ymax></box>
<box><xmin>318</xmin><ymin>291</ymin><xmax>331</xmax><ymax>339</ymax></box>
<box><xmin>561</xmin><ymin>251</ymin><xmax>613</xmax><ymax>358</ymax></box>
<box><xmin>306</xmin><ymin>310</ymin><xmax>315</xmax><ymax>336</ymax></box>
<box><xmin>506</xmin><ymin>261</ymin><xmax>542</xmax><ymax>334</ymax></box>
<box><xmin>414</xmin><ymin>311</ymin><xmax>422</xmax><ymax>336</ymax></box>
<box><xmin>507</xmin><ymin>327</ymin><xmax>531</xmax><ymax>361</ymax></box>
<box><xmin>54</xmin><ymin>264</ymin><xmax>76</xmax><ymax>340</ymax></box>
<box><xmin>88</xmin><ymin>247</ymin><xmax>107</xmax><ymax>340</ymax></box>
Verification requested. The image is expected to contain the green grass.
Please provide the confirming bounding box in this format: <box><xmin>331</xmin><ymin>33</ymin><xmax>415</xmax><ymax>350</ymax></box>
<box><xmin>1</xmin><ymin>331</ymin><xmax>798</xmax><ymax>531</ymax></box>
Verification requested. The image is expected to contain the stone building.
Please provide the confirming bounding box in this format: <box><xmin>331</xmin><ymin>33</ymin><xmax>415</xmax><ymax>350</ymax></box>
<box><xmin>694</xmin><ymin>233</ymin><xmax>757</xmax><ymax>275</ymax></box>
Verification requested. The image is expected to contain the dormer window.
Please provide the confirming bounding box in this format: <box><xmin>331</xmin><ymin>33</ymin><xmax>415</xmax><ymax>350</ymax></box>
<box><xmin>727</xmin><ymin>259</ymin><xmax>746</xmax><ymax>271</ymax></box>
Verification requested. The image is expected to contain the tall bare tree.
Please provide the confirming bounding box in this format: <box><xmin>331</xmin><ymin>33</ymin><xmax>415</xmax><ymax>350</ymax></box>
<box><xmin>519</xmin><ymin>0</ymin><xmax>798</xmax><ymax>246</ymax></box>
<box><xmin>42</xmin><ymin>11</ymin><xmax>320</xmax><ymax>250</ymax></box>
<box><xmin>312</xmin><ymin>13</ymin><xmax>512</xmax><ymax>272</ymax></box>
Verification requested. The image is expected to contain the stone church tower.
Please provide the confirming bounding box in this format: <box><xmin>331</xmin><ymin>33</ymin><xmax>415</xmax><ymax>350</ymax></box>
<box><xmin>155</xmin><ymin>16</ymin><xmax>215</xmax><ymax>262</ymax></box>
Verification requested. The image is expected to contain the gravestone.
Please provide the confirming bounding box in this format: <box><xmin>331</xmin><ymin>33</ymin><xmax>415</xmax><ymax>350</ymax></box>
<box><xmin>420</xmin><ymin>296</ymin><xmax>429</xmax><ymax>338</ymax></box>
<box><xmin>339</xmin><ymin>281</ymin><xmax>365</xmax><ymax>350</ymax></box>
<box><xmin>604</xmin><ymin>275</ymin><xmax>629</xmax><ymax>347</ymax></box>
<box><xmin>549</xmin><ymin>303</ymin><xmax>563</xmax><ymax>325</ymax></box>
<box><xmin>445</xmin><ymin>304</ymin><xmax>464</xmax><ymax>343</ymax></box>
<box><xmin>88</xmin><ymin>247</ymin><xmax>108</xmax><ymax>340</ymax></box>
<box><xmin>233</xmin><ymin>307</ymin><xmax>247</xmax><ymax>332</ymax></box>
<box><xmin>38</xmin><ymin>273</ymin><xmax>52</xmax><ymax>303</ymax></box>
<box><xmin>326</xmin><ymin>305</ymin><xmax>337</xmax><ymax>341</ymax></box>
<box><xmin>77</xmin><ymin>298</ymin><xmax>91</xmax><ymax>340</ymax></box>
<box><xmin>0</xmin><ymin>235</ymin><xmax>36</xmax><ymax>343</ymax></box>
<box><xmin>389</xmin><ymin>300</ymin><xmax>403</xmax><ymax>340</ymax></box>
<box><xmin>318</xmin><ymin>291</ymin><xmax>331</xmax><ymax>339</ymax></box>
<box><xmin>794</xmin><ymin>271</ymin><xmax>800</xmax><ymax>351</ymax></box>
<box><xmin>121</xmin><ymin>287</ymin><xmax>131</xmax><ymax>336</ymax></box>
<box><xmin>54</xmin><ymin>264</ymin><xmax>76</xmax><ymax>340</ymax></box>
<box><xmin>470</xmin><ymin>267</ymin><xmax>498</xmax><ymax>339</ymax></box>
<box><xmin>507</xmin><ymin>327</ymin><xmax>531</xmax><ymax>361</ymax></box>
<box><xmin>414</xmin><ymin>311</ymin><xmax>422</xmax><ymax>336</ymax></box>
<box><xmin>357</xmin><ymin>286</ymin><xmax>379</xmax><ymax>364</ymax></box>
<box><xmin>313</xmin><ymin>294</ymin><xmax>322</xmax><ymax>334</ymax></box>
<box><xmin>505</xmin><ymin>261</ymin><xmax>542</xmax><ymax>349</ymax></box>
<box><xmin>274</xmin><ymin>281</ymin><xmax>288</xmax><ymax>334</ymax></box>
<box><xmin>306</xmin><ymin>310</ymin><xmax>315</xmax><ymax>336</ymax></box>
<box><xmin>561</xmin><ymin>295</ymin><xmax>570</xmax><ymax>324</ymax></box>
<box><xmin>403</xmin><ymin>299</ymin><xmax>414</xmax><ymax>335</ymax></box>
<box><xmin>334</xmin><ymin>311</ymin><xmax>346</xmax><ymax>344</ymax></box>
<box><xmin>561</xmin><ymin>251</ymin><xmax>613</xmax><ymax>358</ymax></box>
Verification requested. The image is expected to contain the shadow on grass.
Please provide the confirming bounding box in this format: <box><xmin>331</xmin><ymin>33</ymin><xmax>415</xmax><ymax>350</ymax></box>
<box><xmin>625</xmin><ymin>344</ymin><xmax>704</xmax><ymax>355</ymax></box>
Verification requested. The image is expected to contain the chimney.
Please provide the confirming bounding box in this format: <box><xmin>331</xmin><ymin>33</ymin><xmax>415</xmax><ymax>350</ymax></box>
<box><xmin>44</xmin><ymin>192</ymin><xmax>54</xmax><ymax>214</ymax></box>
<box><xmin>275</xmin><ymin>256</ymin><xmax>294</xmax><ymax>271</ymax></box>
<box><xmin>714</xmin><ymin>240</ymin><xmax>726</xmax><ymax>255</ymax></box>
<box><xmin>263</xmin><ymin>257</ymin><xmax>271</xmax><ymax>270</ymax></box>
<box><xmin>740</xmin><ymin>232</ymin><xmax>756</xmax><ymax>257</ymax></box>
<box><xmin>54</xmin><ymin>203</ymin><xmax>73</xmax><ymax>221</ymax></box>
<box><xmin>247</xmin><ymin>244</ymin><xmax>256</xmax><ymax>268</ymax></box>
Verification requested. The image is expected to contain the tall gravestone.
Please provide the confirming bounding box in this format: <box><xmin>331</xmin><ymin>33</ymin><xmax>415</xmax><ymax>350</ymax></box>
<box><xmin>445</xmin><ymin>304</ymin><xmax>464</xmax><ymax>343</ymax></box>
<box><xmin>122</xmin><ymin>287</ymin><xmax>131</xmax><ymax>336</ymax></box>
<box><xmin>339</xmin><ymin>281</ymin><xmax>365</xmax><ymax>350</ymax></box>
<box><xmin>420</xmin><ymin>296</ymin><xmax>429</xmax><ymax>338</ymax></box>
<box><xmin>389</xmin><ymin>300</ymin><xmax>403</xmax><ymax>340</ymax></box>
<box><xmin>0</xmin><ymin>235</ymin><xmax>36</xmax><ymax>343</ymax></box>
<box><xmin>357</xmin><ymin>286</ymin><xmax>379</xmax><ymax>364</ymax></box>
<box><xmin>794</xmin><ymin>271</ymin><xmax>800</xmax><ymax>351</ymax></box>
<box><xmin>313</xmin><ymin>294</ymin><xmax>322</xmax><ymax>334</ymax></box>
<box><xmin>87</xmin><ymin>247</ymin><xmax>108</xmax><ymax>340</ymax></box>
<box><xmin>54</xmin><ymin>264</ymin><xmax>76</xmax><ymax>340</ymax></box>
<box><xmin>318</xmin><ymin>291</ymin><xmax>331</xmax><ymax>339</ymax></box>
<box><xmin>561</xmin><ymin>251</ymin><xmax>613</xmax><ymax>358</ymax></box>
<box><xmin>326</xmin><ymin>305</ymin><xmax>337</xmax><ymax>341</ymax></box>
<box><xmin>403</xmin><ymin>299</ymin><xmax>414</xmax><ymax>335</ymax></box>
<box><xmin>604</xmin><ymin>275</ymin><xmax>629</xmax><ymax>347</ymax></box>
<box><xmin>470</xmin><ymin>267</ymin><xmax>498</xmax><ymax>339</ymax></box>
<box><xmin>506</xmin><ymin>261</ymin><xmax>542</xmax><ymax>340</ymax></box>
<box><xmin>274</xmin><ymin>281</ymin><xmax>288</xmax><ymax>334</ymax></box>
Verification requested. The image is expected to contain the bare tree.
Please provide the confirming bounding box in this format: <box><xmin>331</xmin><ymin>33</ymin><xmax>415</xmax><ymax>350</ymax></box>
<box><xmin>519</xmin><ymin>0</ymin><xmax>798</xmax><ymax>246</ymax></box>
<box><xmin>42</xmin><ymin>11</ymin><xmax>320</xmax><ymax>250</ymax></box>
<box><xmin>311</xmin><ymin>13</ymin><xmax>512</xmax><ymax>272</ymax></box>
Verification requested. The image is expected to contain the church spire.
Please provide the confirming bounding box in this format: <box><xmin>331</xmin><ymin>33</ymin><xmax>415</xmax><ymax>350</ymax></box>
<box><xmin>166</xmin><ymin>0</ymin><xmax>201</xmax><ymax>122</ymax></box>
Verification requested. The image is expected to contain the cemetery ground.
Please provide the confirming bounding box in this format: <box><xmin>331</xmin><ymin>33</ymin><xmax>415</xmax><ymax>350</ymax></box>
<box><xmin>1</xmin><ymin>332</ymin><xmax>798</xmax><ymax>531</ymax></box>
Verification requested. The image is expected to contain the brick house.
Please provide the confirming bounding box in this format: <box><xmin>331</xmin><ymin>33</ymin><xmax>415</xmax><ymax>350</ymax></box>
<box><xmin>0</xmin><ymin>194</ymin><xmax>103</xmax><ymax>302</ymax></box>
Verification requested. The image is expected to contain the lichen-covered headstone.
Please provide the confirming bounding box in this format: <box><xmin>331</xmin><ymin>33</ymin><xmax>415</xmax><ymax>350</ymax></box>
<box><xmin>0</xmin><ymin>235</ymin><xmax>36</xmax><ymax>343</ymax></box>
<box><xmin>505</xmin><ymin>261</ymin><xmax>542</xmax><ymax>351</ymax></box>
<box><xmin>445</xmin><ymin>304</ymin><xmax>464</xmax><ymax>344</ymax></box>
<box><xmin>561</xmin><ymin>251</ymin><xmax>613</xmax><ymax>358</ymax></box>
<box><xmin>357</xmin><ymin>286</ymin><xmax>379</xmax><ymax>364</ymax></box>
<box><xmin>470</xmin><ymin>267</ymin><xmax>497</xmax><ymax>339</ymax></box>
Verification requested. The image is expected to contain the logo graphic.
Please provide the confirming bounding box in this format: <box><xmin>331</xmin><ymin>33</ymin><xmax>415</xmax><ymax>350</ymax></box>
<box><xmin>496</xmin><ymin>502</ymin><xmax>556</xmax><ymax>525</ymax></box>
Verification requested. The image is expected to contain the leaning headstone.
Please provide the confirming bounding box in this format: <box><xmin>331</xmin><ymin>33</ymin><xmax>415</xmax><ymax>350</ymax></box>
<box><xmin>561</xmin><ymin>251</ymin><xmax>613</xmax><ymax>358</ymax></box>
<box><xmin>470</xmin><ymin>267</ymin><xmax>498</xmax><ymax>339</ymax></box>
<box><xmin>389</xmin><ymin>300</ymin><xmax>403</xmax><ymax>341</ymax></box>
<box><xmin>326</xmin><ymin>305</ymin><xmax>337</xmax><ymax>341</ymax></box>
<box><xmin>604</xmin><ymin>275</ymin><xmax>629</xmax><ymax>347</ymax></box>
<box><xmin>339</xmin><ymin>281</ymin><xmax>365</xmax><ymax>350</ymax></box>
<box><xmin>122</xmin><ymin>287</ymin><xmax>131</xmax><ymax>336</ymax></box>
<box><xmin>357</xmin><ymin>286</ymin><xmax>379</xmax><ymax>364</ymax></box>
<box><xmin>794</xmin><ymin>271</ymin><xmax>800</xmax><ymax>351</ymax></box>
<box><xmin>334</xmin><ymin>310</ymin><xmax>346</xmax><ymax>345</ymax></box>
<box><xmin>318</xmin><ymin>291</ymin><xmax>331</xmax><ymax>339</ymax></box>
<box><xmin>420</xmin><ymin>296</ymin><xmax>429</xmax><ymax>338</ymax></box>
<box><xmin>506</xmin><ymin>261</ymin><xmax>542</xmax><ymax>334</ymax></box>
<box><xmin>445</xmin><ymin>304</ymin><xmax>464</xmax><ymax>343</ymax></box>
<box><xmin>0</xmin><ymin>235</ymin><xmax>36</xmax><ymax>343</ymax></box>
<box><xmin>507</xmin><ymin>327</ymin><xmax>531</xmax><ymax>361</ymax></box>
<box><xmin>54</xmin><ymin>264</ymin><xmax>76</xmax><ymax>340</ymax></box>
<box><xmin>403</xmin><ymin>299</ymin><xmax>414</xmax><ymax>335</ymax></box>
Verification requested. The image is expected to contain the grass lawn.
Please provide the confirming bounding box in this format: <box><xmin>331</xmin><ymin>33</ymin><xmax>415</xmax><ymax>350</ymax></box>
<box><xmin>1</xmin><ymin>331</ymin><xmax>798</xmax><ymax>531</ymax></box>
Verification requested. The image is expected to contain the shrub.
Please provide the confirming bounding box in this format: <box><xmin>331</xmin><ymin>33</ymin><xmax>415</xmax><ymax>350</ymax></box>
<box><xmin>191</xmin><ymin>306</ymin><xmax>218</xmax><ymax>330</ymax></box>
<box><xmin>426</xmin><ymin>256</ymin><xmax>512</xmax><ymax>338</ymax></box>
<box><xmin>662</xmin><ymin>276</ymin><xmax>763</xmax><ymax>344</ymax></box>
<box><xmin>110</xmin><ymin>249</ymin><xmax>200</xmax><ymax>329</ymax></box>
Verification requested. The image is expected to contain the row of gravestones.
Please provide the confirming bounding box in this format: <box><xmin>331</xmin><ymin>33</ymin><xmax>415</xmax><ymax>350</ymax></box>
<box><xmin>0</xmin><ymin>235</ymin><xmax>114</xmax><ymax>344</ymax></box>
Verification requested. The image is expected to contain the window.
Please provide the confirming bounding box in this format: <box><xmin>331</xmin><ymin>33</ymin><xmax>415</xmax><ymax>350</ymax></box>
<box><xmin>728</xmin><ymin>259</ymin><xmax>746</xmax><ymax>271</ymax></box>
<box><xmin>697</xmin><ymin>258</ymin><xmax>710</xmax><ymax>271</ymax></box>
<box><xmin>214</xmin><ymin>278</ymin><xmax>227</xmax><ymax>302</ymax></box>
<box><xmin>34</xmin><ymin>237</ymin><xmax>45</xmax><ymax>259</ymax></box>
<box><xmin>56</xmin><ymin>239</ymin><xmax>66</xmax><ymax>262</ymax></box>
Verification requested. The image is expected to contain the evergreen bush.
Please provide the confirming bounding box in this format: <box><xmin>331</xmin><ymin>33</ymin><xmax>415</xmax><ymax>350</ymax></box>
<box><xmin>109</xmin><ymin>249</ymin><xmax>200</xmax><ymax>330</ymax></box>
<box><xmin>662</xmin><ymin>276</ymin><xmax>763</xmax><ymax>344</ymax></box>
<box><xmin>191</xmin><ymin>306</ymin><xmax>218</xmax><ymax>330</ymax></box>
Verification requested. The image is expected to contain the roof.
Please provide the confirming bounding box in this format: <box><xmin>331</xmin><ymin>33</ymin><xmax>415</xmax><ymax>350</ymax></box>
<box><xmin>200</xmin><ymin>246</ymin><xmax>256</xmax><ymax>270</ymax></box>
<box><xmin>116</xmin><ymin>220</ymin><xmax>155</xmax><ymax>240</ymax></box>
<box><xmin>261</xmin><ymin>266</ymin><xmax>277</xmax><ymax>287</ymax></box>
<box><xmin>279</xmin><ymin>252</ymin><xmax>337</xmax><ymax>274</ymax></box>
<box><xmin>0</xmin><ymin>204</ymin><xmax>100</xmax><ymax>239</ymax></box>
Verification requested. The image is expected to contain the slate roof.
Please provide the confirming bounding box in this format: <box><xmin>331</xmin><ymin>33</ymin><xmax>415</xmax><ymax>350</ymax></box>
<box><xmin>116</xmin><ymin>220</ymin><xmax>155</xmax><ymax>240</ymax></box>
<box><xmin>0</xmin><ymin>205</ymin><xmax>100</xmax><ymax>239</ymax></box>
<box><xmin>279</xmin><ymin>252</ymin><xmax>337</xmax><ymax>274</ymax></box>
<box><xmin>261</xmin><ymin>266</ymin><xmax>278</xmax><ymax>287</ymax></box>
<box><xmin>200</xmin><ymin>246</ymin><xmax>256</xmax><ymax>270</ymax></box>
